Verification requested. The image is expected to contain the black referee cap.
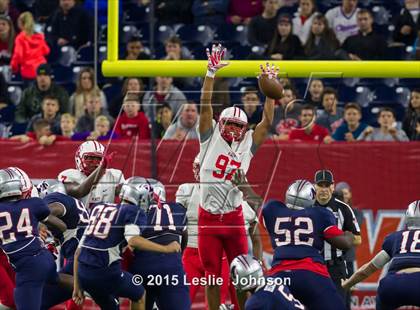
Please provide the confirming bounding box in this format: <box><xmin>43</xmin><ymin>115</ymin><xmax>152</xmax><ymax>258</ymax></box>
<box><xmin>314</xmin><ymin>169</ymin><xmax>334</xmax><ymax>185</ymax></box>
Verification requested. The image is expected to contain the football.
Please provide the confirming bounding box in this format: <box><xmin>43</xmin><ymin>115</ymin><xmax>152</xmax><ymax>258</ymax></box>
<box><xmin>258</xmin><ymin>74</ymin><xmax>284</xmax><ymax>99</ymax></box>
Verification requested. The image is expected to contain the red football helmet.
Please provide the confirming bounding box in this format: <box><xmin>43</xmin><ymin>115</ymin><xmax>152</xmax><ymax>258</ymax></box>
<box><xmin>218</xmin><ymin>107</ymin><xmax>248</xmax><ymax>143</ymax></box>
<box><xmin>75</xmin><ymin>141</ymin><xmax>105</xmax><ymax>176</ymax></box>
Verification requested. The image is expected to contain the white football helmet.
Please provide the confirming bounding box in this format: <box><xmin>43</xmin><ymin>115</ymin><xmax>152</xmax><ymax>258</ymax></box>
<box><xmin>148</xmin><ymin>179</ymin><xmax>166</xmax><ymax>204</ymax></box>
<box><xmin>75</xmin><ymin>141</ymin><xmax>105</xmax><ymax>176</ymax></box>
<box><xmin>285</xmin><ymin>179</ymin><xmax>316</xmax><ymax>210</ymax></box>
<box><xmin>8</xmin><ymin>167</ymin><xmax>33</xmax><ymax>199</ymax></box>
<box><xmin>218</xmin><ymin>107</ymin><xmax>248</xmax><ymax>142</ymax></box>
<box><xmin>0</xmin><ymin>168</ymin><xmax>22</xmax><ymax>199</ymax></box>
<box><xmin>230</xmin><ymin>254</ymin><xmax>263</xmax><ymax>291</ymax></box>
<box><xmin>406</xmin><ymin>200</ymin><xmax>420</xmax><ymax>229</ymax></box>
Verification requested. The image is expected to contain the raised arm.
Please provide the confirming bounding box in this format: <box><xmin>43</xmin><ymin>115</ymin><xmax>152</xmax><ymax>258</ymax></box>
<box><xmin>199</xmin><ymin>44</ymin><xmax>229</xmax><ymax>136</ymax></box>
<box><xmin>252</xmin><ymin>64</ymin><xmax>278</xmax><ymax>149</ymax></box>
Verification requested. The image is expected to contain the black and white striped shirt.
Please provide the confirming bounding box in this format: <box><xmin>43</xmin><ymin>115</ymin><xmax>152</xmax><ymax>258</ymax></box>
<box><xmin>315</xmin><ymin>197</ymin><xmax>361</xmax><ymax>261</ymax></box>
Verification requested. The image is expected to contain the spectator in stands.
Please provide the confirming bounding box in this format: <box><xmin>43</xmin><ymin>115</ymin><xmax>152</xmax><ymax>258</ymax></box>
<box><xmin>306</xmin><ymin>79</ymin><xmax>324</xmax><ymax>108</ymax></box>
<box><xmin>192</xmin><ymin>0</ymin><xmax>229</xmax><ymax>25</ymax></box>
<box><xmin>47</xmin><ymin>0</ymin><xmax>93</xmax><ymax>49</ymax></box>
<box><xmin>342</xmin><ymin>9</ymin><xmax>388</xmax><ymax>60</ymax></box>
<box><xmin>292</xmin><ymin>0</ymin><xmax>318</xmax><ymax>45</ymax></box>
<box><xmin>289</xmin><ymin>104</ymin><xmax>329</xmax><ymax>142</ymax></box>
<box><xmin>11</xmin><ymin>12</ymin><xmax>50</xmax><ymax>81</ymax></box>
<box><xmin>0</xmin><ymin>15</ymin><xmax>15</xmax><ymax>66</ymax></box>
<box><xmin>26</xmin><ymin>95</ymin><xmax>61</xmax><ymax>135</ymax></box>
<box><xmin>360</xmin><ymin>108</ymin><xmax>409</xmax><ymax>141</ymax></box>
<box><xmin>124</xmin><ymin>35</ymin><xmax>150</xmax><ymax>60</ymax></box>
<box><xmin>304</xmin><ymin>14</ymin><xmax>341</xmax><ymax>60</ymax></box>
<box><xmin>162</xmin><ymin>102</ymin><xmax>199</xmax><ymax>140</ymax></box>
<box><xmin>0</xmin><ymin>72</ymin><xmax>10</xmax><ymax>110</ymax></box>
<box><xmin>142</xmin><ymin>76</ymin><xmax>187</xmax><ymax>121</ymax></box>
<box><xmin>72</xmin><ymin>115</ymin><xmax>118</xmax><ymax>141</ymax></box>
<box><xmin>154</xmin><ymin>0</ymin><xmax>193</xmax><ymax>24</ymax></box>
<box><xmin>392</xmin><ymin>0</ymin><xmax>420</xmax><ymax>46</ymax></box>
<box><xmin>415</xmin><ymin>118</ymin><xmax>420</xmax><ymax>141</ymax></box>
<box><xmin>403</xmin><ymin>89</ymin><xmax>420</xmax><ymax>140</ymax></box>
<box><xmin>70</xmin><ymin>67</ymin><xmax>107</xmax><ymax>119</ymax></box>
<box><xmin>34</xmin><ymin>0</ymin><xmax>59</xmax><ymax>23</ymax></box>
<box><xmin>0</xmin><ymin>0</ymin><xmax>19</xmax><ymax>30</ymax></box>
<box><xmin>11</xmin><ymin>118</ymin><xmax>64</xmax><ymax>145</ymax></box>
<box><xmin>241</xmin><ymin>87</ymin><xmax>262</xmax><ymax>130</ymax></box>
<box><xmin>114</xmin><ymin>93</ymin><xmax>150</xmax><ymax>139</ymax></box>
<box><xmin>329</xmin><ymin>102</ymin><xmax>370</xmax><ymax>142</ymax></box>
<box><xmin>271</xmin><ymin>85</ymin><xmax>302</xmax><ymax>140</ymax></box>
<box><xmin>153</xmin><ymin>102</ymin><xmax>173</xmax><ymax>138</ymax></box>
<box><xmin>15</xmin><ymin>64</ymin><xmax>69</xmax><ymax>123</ymax></box>
<box><xmin>75</xmin><ymin>90</ymin><xmax>112</xmax><ymax>133</ymax></box>
<box><xmin>316</xmin><ymin>87</ymin><xmax>344</xmax><ymax>133</ymax></box>
<box><xmin>266</xmin><ymin>14</ymin><xmax>303</xmax><ymax>60</ymax></box>
<box><xmin>164</xmin><ymin>36</ymin><xmax>194</xmax><ymax>89</ymax></box>
<box><xmin>228</xmin><ymin>0</ymin><xmax>263</xmax><ymax>25</ymax></box>
<box><xmin>109</xmin><ymin>78</ymin><xmax>144</xmax><ymax>119</ymax></box>
<box><xmin>325</xmin><ymin>0</ymin><xmax>359</xmax><ymax>44</ymax></box>
<box><xmin>248</xmin><ymin>0</ymin><xmax>280</xmax><ymax>46</ymax></box>
<box><xmin>60</xmin><ymin>113</ymin><xmax>75</xmax><ymax>139</ymax></box>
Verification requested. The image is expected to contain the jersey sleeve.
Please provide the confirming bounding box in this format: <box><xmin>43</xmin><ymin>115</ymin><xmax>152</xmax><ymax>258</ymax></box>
<box><xmin>318</xmin><ymin>207</ymin><xmax>338</xmax><ymax>231</ymax></box>
<box><xmin>175</xmin><ymin>184</ymin><xmax>192</xmax><ymax>208</ymax></box>
<box><xmin>340</xmin><ymin>201</ymin><xmax>361</xmax><ymax>235</ymax></box>
<box><xmin>123</xmin><ymin>205</ymin><xmax>147</xmax><ymax>242</ymax></box>
<box><xmin>32</xmin><ymin>198</ymin><xmax>51</xmax><ymax>222</ymax></box>
<box><xmin>109</xmin><ymin>169</ymin><xmax>125</xmax><ymax>185</ymax></box>
<box><xmin>382</xmin><ymin>233</ymin><xmax>395</xmax><ymax>257</ymax></box>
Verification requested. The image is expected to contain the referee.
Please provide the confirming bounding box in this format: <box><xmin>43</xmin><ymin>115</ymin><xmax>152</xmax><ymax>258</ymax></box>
<box><xmin>314</xmin><ymin>170</ymin><xmax>362</xmax><ymax>306</ymax></box>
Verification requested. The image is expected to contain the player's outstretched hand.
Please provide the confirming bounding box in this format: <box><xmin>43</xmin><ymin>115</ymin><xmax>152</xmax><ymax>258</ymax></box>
<box><xmin>165</xmin><ymin>241</ymin><xmax>181</xmax><ymax>253</ymax></box>
<box><xmin>72</xmin><ymin>288</ymin><xmax>85</xmax><ymax>305</ymax></box>
<box><xmin>258</xmin><ymin>62</ymin><xmax>279</xmax><ymax>80</ymax></box>
<box><xmin>206</xmin><ymin>43</ymin><xmax>229</xmax><ymax>77</ymax></box>
<box><xmin>101</xmin><ymin>151</ymin><xmax>116</xmax><ymax>169</ymax></box>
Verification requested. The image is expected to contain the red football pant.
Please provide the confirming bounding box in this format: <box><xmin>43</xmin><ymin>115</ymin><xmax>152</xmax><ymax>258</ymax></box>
<box><xmin>0</xmin><ymin>251</ymin><xmax>15</xmax><ymax>308</ymax></box>
<box><xmin>182</xmin><ymin>247</ymin><xmax>206</xmax><ymax>303</ymax></box>
<box><xmin>198</xmin><ymin>206</ymin><xmax>248</xmax><ymax>278</ymax></box>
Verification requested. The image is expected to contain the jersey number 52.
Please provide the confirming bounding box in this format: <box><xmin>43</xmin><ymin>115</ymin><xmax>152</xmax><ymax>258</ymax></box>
<box><xmin>274</xmin><ymin>217</ymin><xmax>314</xmax><ymax>247</ymax></box>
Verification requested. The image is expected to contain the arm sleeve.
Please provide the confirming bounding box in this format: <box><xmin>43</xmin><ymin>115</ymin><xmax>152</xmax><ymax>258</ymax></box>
<box><xmin>341</xmin><ymin>202</ymin><xmax>361</xmax><ymax>234</ymax></box>
<box><xmin>34</xmin><ymin>198</ymin><xmax>51</xmax><ymax>222</ymax></box>
<box><xmin>382</xmin><ymin>233</ymin><xmax>394</xmax><ymax>257</ymax></box>
<box><xmin>175</xmin><ymin>184</ymin><xmax>192</xmax><ymax>208</ymax></box>
<box><xmin>324</xmin><ymin>225</ymin><xmax>344</xmax><ymax>239</ymax></box>
<box><xmin>10</xmin><ymin>36</ymin><xmax>22</xmax><ymax>73</ymax></box>
<box><xmin>371</xmin><ymin>250</ymin><xmax>391</xmax><ymax>269</ymax></box>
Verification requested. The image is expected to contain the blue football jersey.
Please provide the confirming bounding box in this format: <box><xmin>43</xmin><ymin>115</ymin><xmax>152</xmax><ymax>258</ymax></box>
<box><xmin>382</xmin><ymin>229</ymin><xmax>420</xmax><ymax>273</ymax></box>
<box><xmin>262</xmin><ymin>200</ymin><xmax>337</xmax><ymax>266</ymax></box>
<box><xmin>43</xmin><ymin>192</ymin><xmax>89</xmax><ymax>259</ymax></box>
<box><xmin>133</xmin><ymin>203</ymin><xmax>187</xmax><ymax>257</ymax></box>
<box><xmin>245</xmin><ymin>282</ymin><xmax>304</xmax><ymax>310</ymax></box>
<box><xmin>0</xmin><ymin>197</ymin><xmax>50</xmax><ymax>263</ymax></box>
<box><xmin>78</xmin><ymin>203</ymin><xmax>147</xmax><ymax>268</ymax></box>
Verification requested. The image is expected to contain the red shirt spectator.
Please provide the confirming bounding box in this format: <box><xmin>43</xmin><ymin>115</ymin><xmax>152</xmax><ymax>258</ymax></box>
<box><xmin>114</xmin><ymin>93</ymin><xmax>151</xmax><ymax>139</ymax></box>
<box><xmin>288</xmin><ymin>105</ymin><xmax>330</xmax><ymax>142</ymax></box>
<box><xmin>289</xmin><ymin>124</ymin><xmax>329</xmax><ymax>142</ymax></box>
<box><xmin>228</xmin><ymin>0</ymin><xmax>263</xmax><ymax>24</ymax></box>
<box><xmin>11</xmin><ymin>12</ymin><xmax>49</xmax><ymax>80</ymax></box>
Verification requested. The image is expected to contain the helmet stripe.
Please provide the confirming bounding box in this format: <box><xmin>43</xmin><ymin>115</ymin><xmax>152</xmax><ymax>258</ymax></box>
<box><xmin>13</xmin><ymin>168</ymin><xmax>28</xmax><ymax>189</ymax></box>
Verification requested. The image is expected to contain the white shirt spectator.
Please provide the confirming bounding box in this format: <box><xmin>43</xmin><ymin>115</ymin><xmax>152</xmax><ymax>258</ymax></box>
<box><xmin>326</xmin><ymin>6</ymin><xmax>360</xmax><ymax>44</ymax></box>
<box><xmin>292</xmin><ymin>12</ymin><xmax>317</xmax><ymax>44</ymax></box>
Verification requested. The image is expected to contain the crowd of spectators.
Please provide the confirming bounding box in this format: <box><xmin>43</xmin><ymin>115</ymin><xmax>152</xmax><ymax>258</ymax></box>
<box><xmin>0</xmin><ymin>0</ymin><xmax>418</xmax><ymax>146</ymax></box>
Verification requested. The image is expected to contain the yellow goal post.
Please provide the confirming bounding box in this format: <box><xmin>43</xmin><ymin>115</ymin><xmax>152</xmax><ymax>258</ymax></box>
<box><xmin>102</xmin><ymin>0</ymin><xmax>420</xmax><ymax>78</ymax></box>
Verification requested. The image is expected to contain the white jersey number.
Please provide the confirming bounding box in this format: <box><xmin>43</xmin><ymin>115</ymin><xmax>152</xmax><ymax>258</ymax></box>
<box><xmin>274</xmin><ymin>217</ymin><xmax>314</xmax><ymax>247</ymax></box>
<box><xmin>85</xmin><ymin>204</ymin><xmax>118</xmax><ymax>239</ymax></box>
<box><xmin>400</xmin><ymin>230</ymin><xmax>420</xmax><ymax>254</ymax></box>
<box><xmin>0</xmin><ymin>208</ymin><xmax>33</xmax><ymax>245</ymax></box>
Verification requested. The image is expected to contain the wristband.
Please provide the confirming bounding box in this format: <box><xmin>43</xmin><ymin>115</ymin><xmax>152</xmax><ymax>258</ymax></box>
<box><xmin>206</xmin><ymin>69</ymin><xmax>216</xmax><ymax>78</ymax></box>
